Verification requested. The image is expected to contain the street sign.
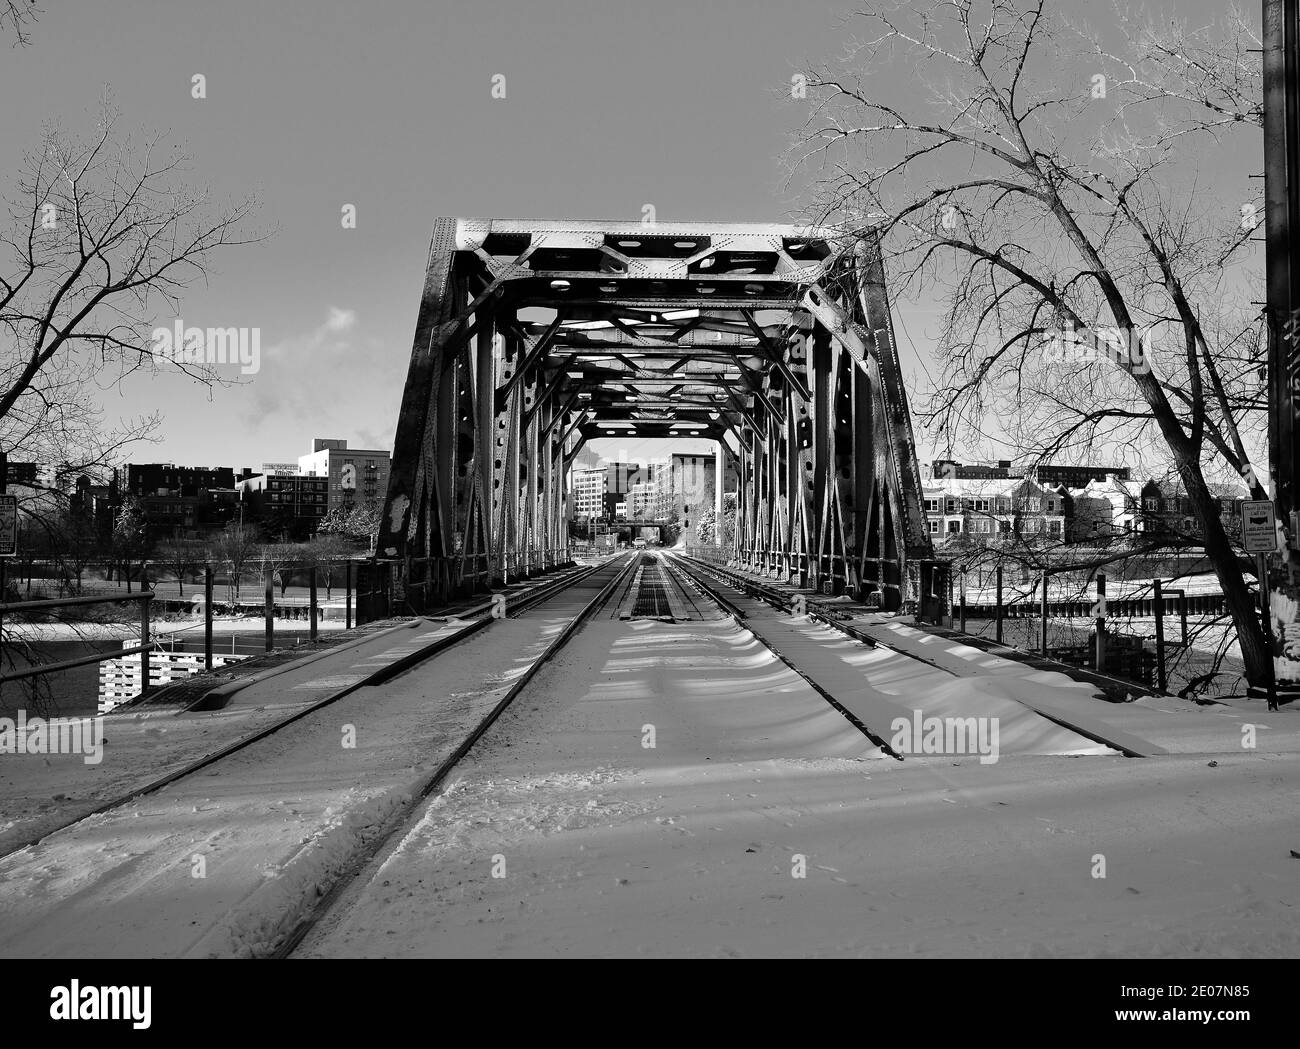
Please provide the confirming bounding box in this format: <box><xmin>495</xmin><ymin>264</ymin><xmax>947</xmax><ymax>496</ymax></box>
<box><xmin>1242</xmin><ymin>499</ymin><xmax>1278</xmax><ymax>553</ymax></box>
<box><xmin>0</xmin><ymin>494</ymin><xmax>17</xmax><ymax>557</ymax></box>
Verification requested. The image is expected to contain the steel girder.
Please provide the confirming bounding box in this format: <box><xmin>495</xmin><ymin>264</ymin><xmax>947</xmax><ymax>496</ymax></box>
<box><xmin>380</xmin><ymin>217</ymin><xmax>933</xmax><ymax>611</ymax></box>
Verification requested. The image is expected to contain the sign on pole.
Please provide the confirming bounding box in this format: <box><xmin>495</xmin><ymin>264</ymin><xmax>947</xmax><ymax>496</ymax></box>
<box><xmin>0</xmin><ymin>494</ymin><xmax>17</xmax><ymax>557</ymax></box>
<box><xmin>1242</xmin><ymin>499</ymin><xmax>1278</xmax><ymax>553</ymax></box>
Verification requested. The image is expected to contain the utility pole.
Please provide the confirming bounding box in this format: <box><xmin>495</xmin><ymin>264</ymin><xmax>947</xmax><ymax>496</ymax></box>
<box><xmin>1263</xmin><ymin>0</ymin><xmax>1300</xmax><ymax>698</ymax></box>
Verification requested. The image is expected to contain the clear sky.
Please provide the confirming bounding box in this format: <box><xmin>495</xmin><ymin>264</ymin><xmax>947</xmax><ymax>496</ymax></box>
<box><xmin>0</xmin><ymin>0</ymin><xmax>879</xmax><ymax>471</ymax></box>
<box><xmin>0</xmin><ymin>0</ymin><xmax>1255</xmax><ymax>474</ymax></box>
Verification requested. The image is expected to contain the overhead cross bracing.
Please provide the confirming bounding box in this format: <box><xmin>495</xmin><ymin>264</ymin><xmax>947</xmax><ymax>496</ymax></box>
<box><xmin>379</xmin><ymin>217</ymin><xmax>935</xmax><ymax>612</ymax></box>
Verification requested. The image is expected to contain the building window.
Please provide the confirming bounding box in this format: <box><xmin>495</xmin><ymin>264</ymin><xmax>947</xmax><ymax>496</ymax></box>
<box><xmin>928</xmin><ymin>519</ymin><xmax>939</xmax><ymax>534</ymax></box>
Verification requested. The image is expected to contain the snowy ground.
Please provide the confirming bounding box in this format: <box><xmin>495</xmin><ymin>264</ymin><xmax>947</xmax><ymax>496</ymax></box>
<box><xmin>3</xmin><ymin>556</ymin><xmax>1296</xmax><ymax>958</ymax></box>
<box><xmin>296</xmin><ymin>603</ymin><xmax>1300</xmax><ymax>958</ymax></box>
<box><xmin>0</xmin><ymin>593</ymin><xmax>611</xmax><ymax>956</ymax></box>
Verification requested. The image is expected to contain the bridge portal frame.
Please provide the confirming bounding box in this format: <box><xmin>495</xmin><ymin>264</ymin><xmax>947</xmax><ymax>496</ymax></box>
<box><xmin>379</xmin><ymin>217</ymin><xmax>934</xmax><ymax>612</ymax></box>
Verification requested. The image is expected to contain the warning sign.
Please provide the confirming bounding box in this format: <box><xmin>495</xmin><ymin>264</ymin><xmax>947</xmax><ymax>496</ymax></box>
<box><xmin>0</xmin><ymin>494</ymin><xmax>16</xmax><ymax>557</ymax></box>
<box><xmin>1241</xmin><ymin>499</ymin><xmax>1277</xmax><ymax>554</ymax></box>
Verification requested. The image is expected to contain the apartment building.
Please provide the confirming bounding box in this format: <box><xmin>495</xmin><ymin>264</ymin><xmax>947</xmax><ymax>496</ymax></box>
<box><xmin>236</xmin><ymin>470</ymin><xmax>330</xmax><ymax>536</ymax></box>
<box><xmin>922</xmin><ymin>476</ymin><xmax>1068</xmax><ymax>542</ymax></box>
<box><xmin>648</xmin><ymin>453</ymin><xmax>717</xmax><ymax>543</ymax></box>
<box><xmin>297</xmin><ymin>438</ymin><xmax>390</xmax><ymax>512</ymax></box>
<box><xmin>570</xmin><ymin>461</ymin><xmax>645</xmax><ymax>521</ymax></box>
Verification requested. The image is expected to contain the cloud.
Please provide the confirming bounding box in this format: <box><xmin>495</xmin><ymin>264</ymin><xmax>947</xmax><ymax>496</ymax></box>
<box><xmin>326</xmin><ymin>307</ymin><xmax>357</xmax><ymax>332</ymax></box>
<box><xmin>239</xmin><ymin>307</ymin><xmax>395</xmax><ymax>438</ymax></box>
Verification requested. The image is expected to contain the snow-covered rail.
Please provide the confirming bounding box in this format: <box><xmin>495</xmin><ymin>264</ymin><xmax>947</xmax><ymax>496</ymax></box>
<box><xmin>270</xmin><ymin>552</ymin><xmax>641</xmax><ymax>957</ymax></box>
<box><xmin>0</xmin><ymin>556</ymin><xmax>629</xmax><ymax>866</ymax></box>
<box><xmin>0</xmin><ymin>554</ymin><xmax>642</xmax><ymax>958</ymax></box>
<box><xmin>665</xmin><ymin>553</ymin><xmax>1154</xmax><ymax>760</ymax></box>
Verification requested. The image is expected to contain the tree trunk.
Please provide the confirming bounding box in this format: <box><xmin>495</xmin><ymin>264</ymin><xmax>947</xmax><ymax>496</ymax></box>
<box><xmin>1175</xmin><ymin>456</ymin><xmax>1272</xmax><ymax>690</ymax></box>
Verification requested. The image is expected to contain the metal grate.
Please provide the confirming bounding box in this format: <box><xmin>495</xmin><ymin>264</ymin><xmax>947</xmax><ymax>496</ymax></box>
<box><xmin>633</xmin><ymin>562</ymin><xmax>674</xmax><ymax>617</ymax></box>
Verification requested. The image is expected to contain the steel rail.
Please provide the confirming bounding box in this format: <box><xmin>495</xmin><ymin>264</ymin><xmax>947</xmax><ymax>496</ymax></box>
<box><xmin>672</xmin><ymin>554</ymin><xmax>1149</xmax><ymax>760</ymax></box>
<box><xmin>0</xmin><ymin>557</ymin><xmax>622</xmax><ymax>863</ymax></box>
<box><xmin>274</xmin><ymin>552</ymin><xmax>640</xmax><ymax>957</ymax></box>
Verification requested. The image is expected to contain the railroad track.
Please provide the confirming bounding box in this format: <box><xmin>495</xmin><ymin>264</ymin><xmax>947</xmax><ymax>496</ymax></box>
<box><xmin>662</xmin><ymin>555</ymin><xmax>904</xmax><ymax>758</ymax></box>
<box><xmin>273</xmin><ymin>551</ymin><xmax>640</xmax><ymax>957</ymax></box>
<box><xmin>0</xmin><ymin>554</ymin><xmax>635</xmax><ymax>865</ymax></box>
<box><xmin>665</xmin><ymin>553</ymin><xmax>1150</xmax><ymax>760</ymax></box>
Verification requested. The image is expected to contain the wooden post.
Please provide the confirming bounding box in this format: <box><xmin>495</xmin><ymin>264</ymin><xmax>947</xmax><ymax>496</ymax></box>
<box><xmin>264</xmin><ymin>567</ymin><xmax>274</xmax><ymax>652</ymax></box>
<box><xmin>309</xmin><ymin>566</ymin><xmax>318</xmax><ymax>642</ymax></box>
<box><xmin>1154</xmin><ymin>577</ymin><xmax>1166</xmax><ymax>692</ymax></box>
<box><xmin>345</xmin><ymin>561</ymin><xmax>353</xmax><ymax>630</ymax></box>
<box><xmin>139</xmin><ymin>594</ymin><xmax>151</xmax><ymax>698</ymax></box>
<box><xmin>204</xmin><ymin>565</ymin><xmax>214</xmax><ymax>672</ymax></box>
<box><xmin>959</xmin><ymin>571</ymin><xmax>966</xmax><ymax>632</ymax></box>
<box><xmin>994</xmin><ymin>564</ymin><xmax>1003</xmax><ymax>644</ymax></box>
<box><xmin>1094</xmin><ymin>572</ymin><xmax>1107</xmax><ymax>672</ymax></box>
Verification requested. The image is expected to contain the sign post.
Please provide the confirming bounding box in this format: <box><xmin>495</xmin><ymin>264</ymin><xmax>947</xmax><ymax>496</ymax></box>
<box><xmin>1242</xmin><ymin>500</ymin><xmax>1278</xmax><ymax>555</ymax></box>
<box><xmin>1242</xmin><ymin>500</ymin><xmax>1281</xmax><ymax>711</ymax></box>
<box><xmin>1</xmin><ymin>452</ymin><xmax>11</xmax><ymax>645</ymax></box>
<box><xmin>0</xmin><ymin>494</ymin><xmax>14</xmax><ymax>559</ymax></box>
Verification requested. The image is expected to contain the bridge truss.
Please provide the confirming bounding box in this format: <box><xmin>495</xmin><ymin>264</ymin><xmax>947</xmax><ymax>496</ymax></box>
<box><xmin>379</xmin><ymin>217</ymin><xmax>935</xmax><ymax>611</ymax></box>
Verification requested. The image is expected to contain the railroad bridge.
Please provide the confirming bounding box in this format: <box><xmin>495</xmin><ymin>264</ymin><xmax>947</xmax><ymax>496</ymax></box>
<box><xmin>379</xmin><ymin>217</ymin><xmax>937</xmax><ymax>612</ymax></box>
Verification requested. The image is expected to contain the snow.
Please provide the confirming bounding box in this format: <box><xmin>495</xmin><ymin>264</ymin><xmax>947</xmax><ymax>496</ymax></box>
<box><xmin>295</xmin><ymin>612</ymin><xmax>1300</xmax><ymax>958</ymax></box>
<box><xmin>0</xmin><ymin>607</ymin><xmax>652</xmax><ymax>957</ymax></box>
<box><xmin>2</xmin><ymin>564</ymin><xmax>1297</xmax><ymax>958</ymax></box>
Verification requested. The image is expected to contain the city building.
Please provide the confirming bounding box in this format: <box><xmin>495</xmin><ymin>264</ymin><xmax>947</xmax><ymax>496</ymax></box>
<box><xmin>297</xmin><ymin>438</ymin><xmax>391</xmax><ymax>512</ymax></box>
<box><xmin>922</xmin><ymin>476</ymin><xmax>1068</xmax><ymax>542</ymax></box>
<box><xmin>628</xmin><ymin>481</ymin><xmax>655</xmax><ymax>520</ymax></box>
<box><xmin>1066</xmin><ymin>474</ymin><xmax>1142</xmax><ymax>541</ymax></box>
<box><xmin>236</xmin><ymin>470</ymin><xmax>330</xmax><ymax>537</ymax></box>
<box><xmin>123</xmin><ymin>463</ymin><xmax>251</xmax><ymax>538</ymax></box>
<box><xmin>69</xmin><ymin>475</ymin><xmax>119</xmax><ymax>541</ymax></box>
<box><xmin>1029</xmin><ymin>463</ymin><xmax>1131</xmax><ymax>488</ymax></box>
<box><xmin>928</xmin><ymin>459</ymin><xmax>1014</xmax><ymax>480</ymax></box>
<box><xmin>1142</xmin><ymin>479</ymin><xmax>1248</xmax><ymax>540</ymax></box>
<box><xmin>570</xmin><ymin>461</ymin><xmax>645</xmax><ymax>521</ymax></box>
<box><xmin>647</xmin><ymin>453</ymin><xmax>717</xmax><ymax>544</ymax></box>
<box><xmin>125</xmin><ymin>464</ymin><xmax>238</xmax><ymax>498</ymax></box>
<box><xmin>571</xmin><ymin>467</ymin><xmax>607</xmax><ymax>521</ymax></box>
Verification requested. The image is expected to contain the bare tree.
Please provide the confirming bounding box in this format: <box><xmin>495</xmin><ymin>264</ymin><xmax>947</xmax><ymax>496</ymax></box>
<box><xmin>259</xmin><ymin>543</ymin><xmax>296</xmax><ymax>597</ymax></box>
<box><xmin>789</xmin><ymin>0</ymin><xmax>1272</xmax><ymax>690</ymax></box>
<box><xmin>155</xmin><ymin>537</ymin><xmax>203</xmax><ymax>596</ymax></box>
<box><xmin>1</xmin><ymin>1</ymin><xmax>38</xmax><ymax>46</ymax></box>
<box><xmin>0</xmin><ymin>99</ymin><xmax>259</xmax><ymax>486</ymax></box>
<box><xmin>210</xmin><ymin>525</ymin><xmax>257</xmax><ymax>606</ymax></box>
<box><xmin>298</xmin><ymin>533</ymin><xmax>349</xmax><ymax>599</ymax></box>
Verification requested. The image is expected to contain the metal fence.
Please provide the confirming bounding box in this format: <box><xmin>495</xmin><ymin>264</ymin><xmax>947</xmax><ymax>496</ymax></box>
<box><xmin>681</xmin><ymin>546</ymin><xmax>1240</xmax><ymax>697</ymax></box>
<box><xmin>0</xmin><ymin>558</ymin><xmax>388</xmax><ymax>698</ymax></box>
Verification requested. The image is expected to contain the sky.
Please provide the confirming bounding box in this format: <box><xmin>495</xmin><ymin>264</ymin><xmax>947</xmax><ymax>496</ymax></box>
<box><xmin>0</xmin><ymin>0</ymin><xmax>1258</xmax><ymax>475</ymax></box>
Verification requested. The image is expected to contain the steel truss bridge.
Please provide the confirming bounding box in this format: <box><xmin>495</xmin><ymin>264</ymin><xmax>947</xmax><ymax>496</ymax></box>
<box><xmin>379</xmin><ymin>217</ymin><xmax>937</xmax><ymax>612</ymax></box>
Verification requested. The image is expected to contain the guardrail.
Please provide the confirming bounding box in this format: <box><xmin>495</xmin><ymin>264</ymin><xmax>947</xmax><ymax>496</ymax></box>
<box><xmin>0</xmin><ymin>590</ymin><xmax>157</xmax><ymax>694</ymax></box>
<box><xmin>0</xmin><ymin>559</ymin><xmax>381</xmax><ymax>700</ymax></box>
